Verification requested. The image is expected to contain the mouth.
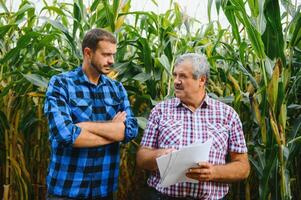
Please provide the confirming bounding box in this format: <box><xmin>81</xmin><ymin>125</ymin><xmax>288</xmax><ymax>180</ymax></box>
<box><xmin>174</xmin><ymin>85</ymin><xmax>183</xmax><ymax>89</ymax></box>
<box><xmin>174</xmin><ymin>88</ymin><xmax>183</xmax><ymax>92</ymax></box>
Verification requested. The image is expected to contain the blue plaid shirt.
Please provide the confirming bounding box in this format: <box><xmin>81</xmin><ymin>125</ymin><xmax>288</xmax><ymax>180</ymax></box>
<box><xmin>44</xmin><ymin>66</ymin><xmax>138</xmax><ymax>198</ymax></box>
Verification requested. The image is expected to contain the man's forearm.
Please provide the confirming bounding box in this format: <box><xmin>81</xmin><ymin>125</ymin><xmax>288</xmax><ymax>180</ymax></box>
<box><xmin>212</xmin><ymin>152</ymin><xmax>250</xmax><ymax>182</ymax></box>
<box><xmin>211</xmin><ymin>159</ymin><xmax>250</xmax><ymax>182</ymax></box>
<box><xmin>73</xmin><ymin>128</ymin><xmax>114</xmax><ymax>148</ymax></box>
<box><xmin>76</xmin><ymin>121</ymin><xmax>125</xmax><ymax>141</ymax></box>
<box><xmin>136</xmin><ymin>148</ymin><xmax>160</xmax><ymax>171</ymax></box>
<box><xmin>136</xmin><ymin>147</ymin><xmax>175</xmax><ymax>171</ymax></box>
<box><xmin>186</xmin><ymin>152</ymin><xmax>250</xmax><ymax>182</ymax></box>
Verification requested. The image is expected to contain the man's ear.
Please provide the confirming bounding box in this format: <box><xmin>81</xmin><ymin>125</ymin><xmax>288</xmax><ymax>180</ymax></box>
<box><xmin>83</xmin><ymin>47</ymin><xmax>92</xmax><ymax>58</ymax></box>
<box><xmin>199</xmin><ymin>76</ymin><xmax>207</xmax><ymax>87</ymax></box>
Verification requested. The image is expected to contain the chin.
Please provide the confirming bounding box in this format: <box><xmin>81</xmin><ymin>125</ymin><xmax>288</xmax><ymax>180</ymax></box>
<box><xmin>174</xmin><ymin>93</ymin><xmax>182</xmax><ymax>98</ymax></box>
<box><xmin>175</xmin><ymin>90</ymin><xmax>182</xmax><ymax>95</ymax></box>
<box><xmin>102</xmin><ymin>70</ymin><xmax>111</xmax><ymax>75</ymax></box>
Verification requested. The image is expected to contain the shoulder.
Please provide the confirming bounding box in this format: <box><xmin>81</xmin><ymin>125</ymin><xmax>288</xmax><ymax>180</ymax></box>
<box><xmin>208</xmin><ymin>96</ymin><xmax>240</xmax><ymax>118</ymax></box>
<box><xmin>152</xmin><ymin>98</ymin><xmax>178</xmax><ymax>112</ymax></box>
<box><xmin>208</xmin><ymin>96</ymin><xmax>234</xmax><ymax>110</ymax></box>
<box><xmin>49</xmin><ymin>67</ymin><xmax>79</xmax><ymax>85</ymax></box>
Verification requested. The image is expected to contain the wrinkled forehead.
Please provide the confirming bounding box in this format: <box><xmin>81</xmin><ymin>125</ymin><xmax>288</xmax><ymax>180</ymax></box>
<box><xmin>174</xmin><ymin>60</ymin><xmax>193</xmax><ymax>72</ymax></box>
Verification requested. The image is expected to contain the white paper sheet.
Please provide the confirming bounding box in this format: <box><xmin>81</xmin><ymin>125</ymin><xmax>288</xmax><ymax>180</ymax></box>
<box><xmin>156</xmin><ymin>139</ymin><xmax>213</xmax><ymax>187</ymax></box>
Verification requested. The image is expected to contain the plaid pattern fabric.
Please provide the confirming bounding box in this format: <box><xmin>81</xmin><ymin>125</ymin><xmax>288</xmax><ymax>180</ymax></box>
<box><xmin>140</xmin><ymin>96</ymin><xmax>247</xmax><ymax>199</ymax></box>
<box><xmin>44</xmin><ymin>67</ymin><xmax>138</xmax><ymax>198</ymax></box>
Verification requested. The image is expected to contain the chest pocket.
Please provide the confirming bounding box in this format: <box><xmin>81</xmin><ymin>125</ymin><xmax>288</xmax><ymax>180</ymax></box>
<box><xmin>69</xmin><ymin>98</ymin><xmax>92</xmax><ymax>122</ymax></box>
<box><xmin>158</xmin><ymin>119</ymin><xmax>183</xmax><ymax>149</ymax></box>
<box><xmin>103</xmin><ymin>97</ymin><xmax>123</xmax><ymax>119</ymax></box>
<box><xmin>207</xmin><ymin>123</ymin><xmax>229</xmax><ymax>151</ymax></box>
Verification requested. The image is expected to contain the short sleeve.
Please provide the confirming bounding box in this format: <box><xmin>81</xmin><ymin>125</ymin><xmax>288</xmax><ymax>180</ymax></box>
<box><xmin>140</xmin><ymin>106</ymin><xmax>161</xmax><ymax>148</ymax></box>
<box><xmin>227</xmin><ymin>108</ymin><xmax>248</xmax><ymax>153</ymax></box>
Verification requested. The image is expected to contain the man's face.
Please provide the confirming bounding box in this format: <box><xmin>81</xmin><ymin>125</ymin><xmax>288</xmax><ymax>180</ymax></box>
<box><xmin>89</xmin><ymin>40</ymin><xmax>117</xmax><ymax>75</ymax></box>
<box><xmin>173</xmin><ymin>60</ymin><xmax>206</xmax><ymax>103</ymax></box>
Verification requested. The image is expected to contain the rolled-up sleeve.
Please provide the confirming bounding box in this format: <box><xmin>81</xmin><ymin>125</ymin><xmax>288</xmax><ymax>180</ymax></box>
<box><xmin>118</xmin><ymin>83</ymin><xmax>138</xmax><ymax>143</ymax></box>
<box><xmin>44</xmin><ymin>76</ymin><xmax>81</xmax><ymax>147</ymax></box>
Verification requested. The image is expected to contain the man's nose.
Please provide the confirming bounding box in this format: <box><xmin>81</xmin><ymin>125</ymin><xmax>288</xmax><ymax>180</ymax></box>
<box><xmin>108</xmin><ymin>55</ymin><xmax>114</xmax><ymax>64</ymax></box>
<box><xmin>174</xmin><ymin>77</ymin><xmax>181</xmax><ymax>85</ymax></box>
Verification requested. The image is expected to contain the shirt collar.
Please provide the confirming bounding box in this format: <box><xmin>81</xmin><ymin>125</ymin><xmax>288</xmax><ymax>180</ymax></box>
<box><xmin>175</xmin><ymin>94</ymin><xmax>211</xmax><ymax>109</ymax></box>
<box><xmin>76</xmin><ymin>66</ymin><xmax>108</xmax><ymax>86</ymax></box>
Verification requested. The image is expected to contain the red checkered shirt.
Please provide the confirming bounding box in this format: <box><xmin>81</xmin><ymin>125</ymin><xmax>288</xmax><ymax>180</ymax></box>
<box><xmin>140</xmin><ymin>95</ymin><xmax>248</xmax><ymax>199</ymax></box>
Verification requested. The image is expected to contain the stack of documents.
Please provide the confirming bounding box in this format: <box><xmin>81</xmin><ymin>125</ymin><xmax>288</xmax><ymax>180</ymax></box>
<box><xmin>156</xmin><ymin>139</ymin><xmax>213</xmax><ymax>187</ymax></box>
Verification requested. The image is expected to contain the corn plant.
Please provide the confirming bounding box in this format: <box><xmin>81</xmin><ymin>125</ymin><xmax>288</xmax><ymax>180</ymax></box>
<box><xmin>208</xmin><ymin>0</ymin><xmax>301</xmax><ymax>199</ymax></box>
<box><xmin>1</xmin><ymin>0</ymin><xmax>301</xmax><ymax>199</ymax></box>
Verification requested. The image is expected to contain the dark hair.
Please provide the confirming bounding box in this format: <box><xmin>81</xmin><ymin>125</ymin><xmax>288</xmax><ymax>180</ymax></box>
<box><xmin>81</xmin><ymin>28</ymin><xmax>116</xmax><ymax>54</ymax></box>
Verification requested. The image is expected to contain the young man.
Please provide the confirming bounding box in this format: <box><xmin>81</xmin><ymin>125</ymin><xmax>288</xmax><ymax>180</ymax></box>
<box><xmin>44</xmin><ymin>28</ymin><xmax>138</xmax><ymax>199</ymax></box>
<box><xmin>136</xmin><ymin>53</ymin><xmax>250</xmax><ymax>200</ymax></box>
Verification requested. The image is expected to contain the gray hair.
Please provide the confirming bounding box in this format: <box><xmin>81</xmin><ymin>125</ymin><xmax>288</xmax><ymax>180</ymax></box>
<box><xmin>174</xmin><ymin>53</ymin><xmax>210</xmax><ymax>80</ymax></box>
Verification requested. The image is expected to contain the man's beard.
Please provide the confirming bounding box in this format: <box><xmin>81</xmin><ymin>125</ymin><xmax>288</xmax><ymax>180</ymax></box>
<box><xmin>90</xmin><ymin>61</ymin><xmax>102</xmax><ymax>74</ymax></box>
<box><xmin>89</xmin><ymin>60</ymin><xmax>111</xmax><ymax>75</ymax></box>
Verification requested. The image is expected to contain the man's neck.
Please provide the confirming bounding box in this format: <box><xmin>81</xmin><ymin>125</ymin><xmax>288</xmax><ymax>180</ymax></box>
<box><xmin>82</xmin><ymin>61</ymin><xmax>100</xmax><ymax>85</ymax></box>
<box><xmin>181</xmin><ymin>93</ymin><xmax>206</xmax><ymax>112</ymax></box>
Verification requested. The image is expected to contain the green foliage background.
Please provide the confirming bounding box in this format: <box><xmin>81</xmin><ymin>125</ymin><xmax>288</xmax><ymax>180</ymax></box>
<box><xmin>0</xmin><ymin>0</ymin><xmax>301</xmax><ymax>199</ymax></box>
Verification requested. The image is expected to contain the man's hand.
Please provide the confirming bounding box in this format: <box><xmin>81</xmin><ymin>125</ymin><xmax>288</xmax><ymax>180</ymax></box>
<box><xmin>113</xmin><ymin>111</ymin><xmax>127</xmax><ymax>123</ymax></box>
<box><xmin>186</xmin><ymin>162</ymin><xmax>215</xmax><ymax>181</ymax></box>
<box><xmin>186</xmin><ymin>152</ymin><xmax>250</xmax><ymax>182</ymax></box>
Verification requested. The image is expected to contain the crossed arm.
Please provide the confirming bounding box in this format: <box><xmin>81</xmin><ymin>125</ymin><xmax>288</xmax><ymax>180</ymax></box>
<box><xmin>73</xmin><ymin>111</ymin><xmax>126</xmax><ymax>148</ymax></box>
<box><xmin>44</xmin><ymin>77</ymin><xmax>138</xmax><ymax>148</ymax></box>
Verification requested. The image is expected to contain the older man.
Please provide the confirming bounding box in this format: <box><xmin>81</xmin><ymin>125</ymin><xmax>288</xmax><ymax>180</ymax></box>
<box><xmin>136</xmin><ymin>53</ymin><xmax>250</xmax><ymax>200</ymax></box>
